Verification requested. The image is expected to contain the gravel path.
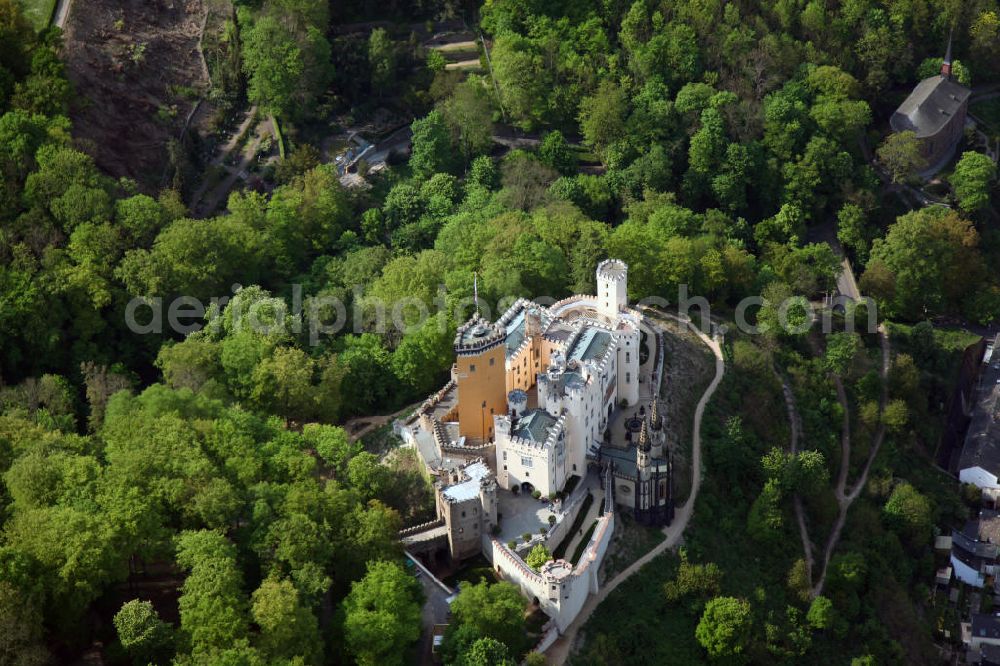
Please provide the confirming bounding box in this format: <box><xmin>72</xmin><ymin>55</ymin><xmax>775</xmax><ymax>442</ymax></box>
<box><xmin>812</xmin><ymin>325</ymin><xmax>890</xmax><ymax>596</ymax></box>
<box><xmin>543</xmin><ymin>313</ymin><xmax>725</xmax><ymax>664</ymax></box>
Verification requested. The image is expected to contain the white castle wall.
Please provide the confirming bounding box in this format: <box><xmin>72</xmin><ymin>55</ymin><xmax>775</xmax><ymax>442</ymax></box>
<box><xmin>486</xmin><ymin>490</ymin><xmax>616</xmax><ymax>634</ymax></box>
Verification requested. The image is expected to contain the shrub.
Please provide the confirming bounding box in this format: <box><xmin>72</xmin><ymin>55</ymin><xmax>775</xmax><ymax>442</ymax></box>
<box><xmin>532</xmin><ymin>490</ymin><xmax>542</xmax><ymax>499</ymax></box>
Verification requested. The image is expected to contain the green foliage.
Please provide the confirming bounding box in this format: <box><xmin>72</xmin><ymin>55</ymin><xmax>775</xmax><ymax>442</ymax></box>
<box><xmin>950</xmin><ymin>151</ymin><xmax>996</xmax><ymax>213</ymax></box>
<box><xmin>883</xmin><ymin>482</ymin><xmax>932</xmax><ymax>547</ymax></box>
<box><xmin>443</xmin><ymin>581</ymin><xmax>527</xmax><ymax>661</ymax></box>
<box><xmin>747</xmin><ymin>479</ymin><xmax>785</xmax><ymax>543</ymax></box>
<box><xmin>460</xmin><ymin>637</ymin><xmax>515</xmax><ymax>666</ymax></box>
<box><xmin>251</xmin><ymin>578</ymin><xmax>323</xmax><ymax>665</ymax></box>
<box><xmin>174</xmin><ymin>530</ymin><xmax>249</xmax><ymax>658</ymax></box>
<box><xmin>863</xmin><ymin>208</ymin><xmax>986</xmax><ymax>321</ymax></box>
<box><xmin>525</xmin><ymin>544</ymin><xmax>551</xmax><ymax>571</ymax></box>
<box><xmin>410</xmin><ymin>109</ymin><xmax>455</xmax><ymax>180</ymax></box>
<box><xmin>240</xmin><ymin>4</ymin><xmax>331</xmax><ymax>118</ymax></box>
<box><xmin>441</xmin><ymin>78</ymin><xmax>494</xmax><ymax>163</ymax></box>
<box><xmin>824</xmin><ymin>332</ymin><xmax>862</xmax><ymax>376</ymax></box>
<box><xmin>342</xmin><ymin>560</ymin><xmax>423</xmax><ymax>666</ymax></box>
<box><xmin>807</xmin><ymin>595</ymin><xmax>835</xmax><ymax>630</ymax></box>
<box><xmin>663</xmin><ymin>550</ymin><xmax>722</xmax><ymax>611</ymax></box>
<box><xmin>368</xmin><ymin>28</ymin><xmax>396</xmax><ymax>95</ymax></box>
<box><xmin>538</xmin><ymin>130</ymin><xmax>577</xmax><ymax>176</ymax></box>
<box><xmin>877</xmin><ymin>131</ymin><xmax>926</xmax><ymax>184</ymax></box>
<box><xmin>113</xmin><ymin>599</ymin><xmax>172</xmax><ymax>664</ymax></box>
<box><xmin>695</xmin><ymin>596</ymin><xmax>753</xmax><ymax>660</ymax></box>
<box><xmin>916</xmin><ymin>57</ymin><xmax>971</xmax><ymax>86</ymax></box>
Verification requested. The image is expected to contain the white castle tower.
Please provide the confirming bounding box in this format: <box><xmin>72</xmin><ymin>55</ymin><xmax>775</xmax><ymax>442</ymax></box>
<box><xmin>596</xmin><ymin>259</ymin><xmax>639</xmax><ymax>406</ymax></box>
<box><xmin>596</xmin><ymin>259</ymin><xmax>628</xmax><ymax>318</ymax></box>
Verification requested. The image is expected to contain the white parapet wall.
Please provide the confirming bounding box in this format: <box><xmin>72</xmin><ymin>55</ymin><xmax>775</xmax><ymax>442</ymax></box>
<box><xmin>487</xmin><ymin>499</ymin><xmax>615</xmax><ymax>633</ymax></box>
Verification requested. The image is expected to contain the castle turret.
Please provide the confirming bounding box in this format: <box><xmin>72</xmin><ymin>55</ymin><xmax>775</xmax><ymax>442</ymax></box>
<box><xmin>454</xmin><ymin>315</ymin><xmax>507</xmax><ymax>442</ymax></box>
<box><xmin>507</xmin><ymin>389</ymin><xmax>528</xmax><ymax>418</ymax></box>
<box><xmin>596</xmin><ymin>259</ymin><xmax>628</xmax><ymax>319</ymax></box>
<box><xmin>636</xmin><ymin>417</ymin><xmax>652</xmax><ymax>511</ymax></box>
<box><xmin>650</xmin><ymin>399</ymin><xmax>662</xmax><ymax>431</ymax></box>
<box><xmin>637</xmin><ymin>417</ymin><xmax>651</xmax><ymax>452</ymax></box>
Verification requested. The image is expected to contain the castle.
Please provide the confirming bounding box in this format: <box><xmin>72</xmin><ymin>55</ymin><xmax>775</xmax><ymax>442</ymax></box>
<box><xmin>397</xmin><ymin>259</ymin><xmax>673</xmax><ymax>633</ymax></box>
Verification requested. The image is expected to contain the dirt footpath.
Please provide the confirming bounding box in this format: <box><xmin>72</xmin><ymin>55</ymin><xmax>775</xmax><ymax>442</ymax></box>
<box><xmin>62</xmin><ymin>0</ymin><xmax>209</xmax><ymax>188</ymax></box>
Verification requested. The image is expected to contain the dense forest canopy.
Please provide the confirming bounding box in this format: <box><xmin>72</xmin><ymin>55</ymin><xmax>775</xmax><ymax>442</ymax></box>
<box><xmin>1</xmin><ymin>0</ymin><xmax>999</xmax><ymax>662</ymax></box>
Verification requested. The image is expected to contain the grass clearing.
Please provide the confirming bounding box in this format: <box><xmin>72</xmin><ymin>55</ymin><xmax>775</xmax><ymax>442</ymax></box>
<box><xmin>18</xmin><ymin>0</ymin><xmax>56</xmax><ymax>30</ymax></box>
<box><xmin>600</xmin><ymin>511</ymin><xmax>666</xmax><ymax>581</ymax></box>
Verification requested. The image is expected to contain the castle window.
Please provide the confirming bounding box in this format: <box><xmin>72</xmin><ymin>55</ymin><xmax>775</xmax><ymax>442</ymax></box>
<box><xmin>521</xmin><ymin>457</ymin><xmax>533</xmax><ymax>467</ymax></box>
<box><xmin>626</xmin><ymin>352</ymin><xmax>630</xmax><ymax>363</ymax></box>
<box><xmin>503</xmin><ymin>465</ymin><xmax>507</xmax><ymax>470</ymax></box>
<box><xmin>462</xmin><ymin>511</ymin><xmax>466</xmax><ymax>517</ymax></box>
<box><xmin>490</xmin><ymin>357</ymin><xmax>495</xmax><ymax>366</ymax></box>
<box><xmin>470</xmin><ymin>364</ymin><xmax>476</xmax><ymax>372</ymax></box>
<box><xmin>626</xmin><ymin>372</ymin><xmax>631</xmax><ymax>383</ymax></box>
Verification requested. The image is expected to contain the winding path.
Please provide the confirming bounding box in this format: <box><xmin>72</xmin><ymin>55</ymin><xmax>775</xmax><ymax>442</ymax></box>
<box><xmin>777</xmin><ymin>370</ymin><xmax>815</xmax><ymax>585</ymax></box>
<box><xmin>543</xmin><ymin>312</ymin><xmax>725</xmax><ymax>664</ymax></box>
<box><xmin>812</xmin><ymin>325</ymin><xmax>890</xmax><ymax>596</ymax></box>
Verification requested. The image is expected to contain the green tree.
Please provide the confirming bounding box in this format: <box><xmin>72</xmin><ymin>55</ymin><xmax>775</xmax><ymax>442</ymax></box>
<box><xmin>441</xmin><ymin>78</ymin><xmax>494</xmax><ymax>164</ymax></box>
<box><xmin>664</xmin><ymin>550</ymin><xmax>722</xmax><ymax>607</ymax></box>
<box><xmin>368</xmin><ymin>28</ymin><xmax>396</xmax><ymax>96</ymax></box>
<box><xmin>538</xmin><ymin>130</ymin><xmax>577</xmax><ymax>176</ymax></box>
<box><xmin>174</xmin><ymin>530</ymin><xmax>249</xmax><ymax>657</ymax></box>
<box><xmin>241</xmin><ymin>14</ymin><xmax>331</xmax><ymax>117</ymax></box>
<box><xmin>445</xmin><ymin>581</ymin><xmax>527</xmax><ymax>659</ymax></box>
<box><xmin>250</xmin><ymin>578</ymin><xmax>322</xmax><ymax>665</ymax></box>
<box><xmin>578</xmin><ymin>80</ymin><xmax>628</xmax><ymax>157</ymax></box>
<box><xmin>0</xmin><ymin>581</ymin><xmax>50</xmax><ymax>666</ymax></box>
<box><xmin>469</xmin><ymin>155</ymin><xmax>499</xmax><ymax>189</ymax></box>
<box><xmin>950</xmin><ymin>151</ymin><xmax>996</xmax><ymax>213</ymax></box>
<box><xmin>113</xmin><ymin>599</ymin><xmax>172</xmax><ymax>664</ymax></box>
<box><xmin>342</xmin><ymin>560</ymin><xmax>423</xmax><ymax>666</ymax></box>
<box><xmin>824</xmin><ymin>332</ymin><xmax>862</xmax><ymax>376</ymax></box>
<box><xmin>883</xmin><ymin>482</ymin><xmax>932</xmax><ymax>547</ymax></box>
<box><xmin>837</xmin><ymin>203</ymin><xmax>870</xmax><ymax>262</ymax></box>
<box><xmin>916</xmin><ymin>57</ymin><xmax>971</xmax><ymax>86</ymax></box>
<box><xmin>251</xmin><ymin>346</ymin><xmax>317</xmax><ymax>423</ymax></box>
<box><xmin>748</xmin><ymin>479</ymin><xmax>784</xmax><ymax>543</ymax></box>
<box><xmin>410</xmin><ymin>109</ymin><xmax>454</xmax><ymax>179</ymax></box>
<box><xmin>807</xmin><ymin>596</ymin><xmax>835</xmax><ymax>630</ymax></box>
<box><xmin>460</xmin><ymin>637</ymin><xmax>515</xmax><ymax>666</ymax></box>
<box><xmin>525</xmin><ymin>544</ymin><xmax>552</xmax><ymax>571</ymax></box>
<box><xmin>695</xmin><ymin>596</ymin><xmax>753</xmax><ymax>660</ymax></box>
<box><xmin>877</xmin><ymin>131</ymin><xmax>927</xmax><ymax>184</ymax></box>
<box><xmin>863</xmin><ymin>208</ymin><xmax>984</xmax><ymax>319</ymax></box>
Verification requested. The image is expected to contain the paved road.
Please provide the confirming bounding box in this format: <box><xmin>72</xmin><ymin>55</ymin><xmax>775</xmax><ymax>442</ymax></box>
<box><xmin>52</xmin><ymin>0</ymin><xmax>72</xmax><ymax>28</ymax></box>
<box><xmin>543</xmin><ymin>312</ymin><xmax>725</xmax><ymax>664</ymax></box>
<box><xmin>415</xmin><ymin>567</ymin><xmax>453</xmax><ymax>666</ymax></box>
